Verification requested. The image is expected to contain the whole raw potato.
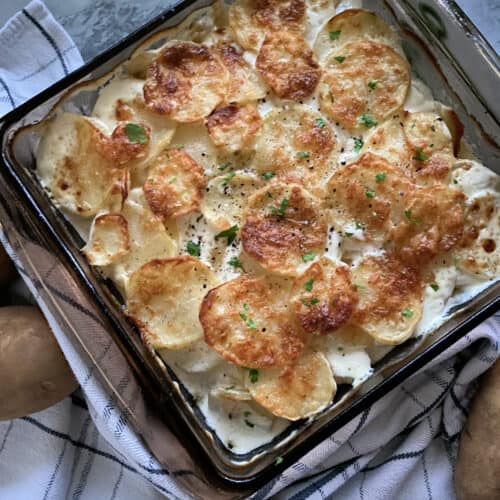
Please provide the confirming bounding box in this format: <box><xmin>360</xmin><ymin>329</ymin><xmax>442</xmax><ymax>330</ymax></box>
<box><xmin>0</xmin><ymin>306</ymin><xmax>79</xmax><ymax>420</ymax></box>
<box><xmin>0</xmin><ymin>243</ymin><xmax>17</xmax><ymax>287</ymax></box>
<box><xmin>455</xmin><ymin>359</ymin><xmax>500</xmax><ymax>500</ymax></box>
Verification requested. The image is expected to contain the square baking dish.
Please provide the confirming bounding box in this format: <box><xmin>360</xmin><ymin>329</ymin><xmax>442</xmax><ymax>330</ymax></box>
<box><xmin>0</xmin><ymin>0</ymin><xmax>499</xmax><ymax>496</ymax></box>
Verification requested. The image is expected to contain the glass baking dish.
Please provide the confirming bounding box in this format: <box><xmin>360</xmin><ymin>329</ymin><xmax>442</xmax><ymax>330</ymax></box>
<box><xmin>0</xmin><ymin>0</ymin><xmax>498</xmax><ymax>496</ymax></box>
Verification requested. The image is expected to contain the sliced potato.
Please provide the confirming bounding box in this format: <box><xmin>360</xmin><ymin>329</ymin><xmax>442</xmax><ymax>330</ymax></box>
<box><xmin>143</xmin><ymin>41</ymin><xmax>229</xmax><ymax>122</ymax></box>
<box><xmin>253</xmin><ymin>105</ymin><xmax>337</xmax><ymax>192</ymax></box>
<box><xmin>200</xmin><ymin>275</ymin><xmax>306</xmax><ymax>368</ymax></box>
<box><xmin>228</xmin><ymin>0</ymin><xmax>306</xmax><ymax>51</ymax></box>
<box><xmin>127</xmin><ymin>257</ymin><xmax>218</xmax><ymax>350</ymax></box>
<box><xmin>159</xmin><ymin>339</ymin><xmax>223</xmax><ymax>373</ymax></box>
<box><xmin>256</xmin><ymin>31</ymin><xmax>321</xmax><ymax>100</ymax></box>
<box><xmin>82</xmin><ymin>214</ymin><xmax>130</xmax><ymax>266</ymax></box>
<box><xmin>143</xmin><ymin>148</ymin><xmax>206</xmax><ymax>220</ymax></box>
<box><xmin>318</xmin><ymin>40</ymin><xmax>410</xmax><ymax>133</ymax></box>
<box><xmin>247</xmin><ymin>351</ymin><xmax>335</xmax><ymax>420</ymax></box>
<box><xmin>241</xmin><ymin>182</ymin><xmax>327</xmax><ymax>276</ymax></box>
<box><xmin>314</xmin><ymin>9</ymin><xmax>401</xmax><ymax>62</ymax></box>
<box><xmin>205</xmin><ymin>104</ymin><xmax>262</xmax><ymax>153</ymax></box>
<box><xmin>291</xmin><ymin>257</ymin><xmax>358</xmax><ymax>334</ymax></box>
<box><xmin>352</xmin><ymin>255</ymin><xmax>424</xmax><ymax>345</ymax></box>
<box><xmin>201</xmin><ymin>172</ymin><xmax>263</xmax><ymax>230</ymax></box>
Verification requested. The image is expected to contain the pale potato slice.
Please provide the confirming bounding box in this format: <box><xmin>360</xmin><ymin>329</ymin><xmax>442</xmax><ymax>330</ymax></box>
<box><xmin>201</xmin><ymin>172</ymin><xmax>263</xmax><ymax>230</ymax></box>
<box><xmin>143</xmin><ymin>41</ymin><xmax>229</xmax><ymax>122</ymax></box>
<box><xmin>159</xmin><ymin>339</ymin><xmax>223</xmax><ymax>373</ymax></box>
<box><xmin>228</xmin><ymin>0</ymin><xmax>306</xmax><ymax>51</ymax></box>
<box><xmin>127</xmin><ymin>257</ymin><xmax>219</xmax><ymax>350</ymax></box>
<box><xmin>143</xmin><ymin>148</ymin><xmax>206</xmax><ymax>220</ymax></box>
<box><xmin>211</xmin><ymin>40</ymin><xmax>267</xmax><ymax>102</ymax></box>
<box><xmin>253</xmin><ymin>105</ymin><xmax>337</xmax><ymax>192</ymax></box>
<box><xmin>241</xmin><ymin>182</ymin><xmax>327</xmax><ymax>276</ymax></box>
<box><xmin>318</xmin><ymin>40</ymin><xmax>410</xmax><ymax>133</ymax></box>
<box><xmin>247</xmin><ymin>351</ymin><xmax>335</xmax><ymax>420</ymax></box>
<box><xmin>37</xmin><ymin>113</ymin><xmax>130</xmax><ymax>217</ymax></box>
<box><xmin>82</xmin><ymin>214</ymin><xmax>130</xmax><ymax>266</ymax></box>
<box><xmin>256</xmin><ymin>31</ymin><xmax>321</xmax><ymax>100</ymax></box>
<box><xmin>314</xmin><ymin>9</ymin><xmax>401</xmax><ymax>62</ymax></box>
<box><xmin>205</xmin><ymin>104</ymin><xmax>262</xmax><ymax>153</ymax></box>
<box><xmin>456</xmin><ymin>192</ymin><xmax>500</xmax><ymax>279</ymax></box>
<box><xmin>326</xmin><ymin>153</ymin><xmax>414</xmax><ymax>243</ymax></box>
<box><xmin>327</xmin><ymin>324</ymin><xmax>374</xmax><ymax>348</ymax></box>
<box><xmin>200</xmin><ymin>275</ymin><xmax>307</xmax><ymax>368</ymax></box>
<box><xmin>107</xmin><ymin>189</ymin><xmax>178</xmax><ymax>289</ymax></box>
<box><xmin>352</xmin><ymin>255</ymin><xmax>424</xmax><ymax>345</ymax></box>
<box><xmin>291</xmin><ymin>257</ymin><xmax>358</xmax><ymax>334</ymax></box>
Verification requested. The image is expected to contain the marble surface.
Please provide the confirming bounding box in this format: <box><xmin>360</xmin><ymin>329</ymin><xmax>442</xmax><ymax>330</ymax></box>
<box><xmin>1</xmin><ymin>0</ymin><xmax>499</xmax><ymax>60</ymax></box>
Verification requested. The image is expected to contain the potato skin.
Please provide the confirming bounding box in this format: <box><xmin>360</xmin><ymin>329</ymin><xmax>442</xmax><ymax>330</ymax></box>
<box><xmin>0</xmin><ymin>306</ymin><xmax>78</xmax><ymax>420</ymax></box>
<box><xmin>0</xmin><ymin>243</ymin><xmax>17</xmax><ymax>287</ymax></box>
<box><xmin>455</xmin><ymin>359</ymin><xmax>500</xmax><ymax>500</ymax></box>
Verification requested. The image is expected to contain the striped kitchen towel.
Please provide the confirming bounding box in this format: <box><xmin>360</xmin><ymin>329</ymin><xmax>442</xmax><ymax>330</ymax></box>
<box><xmin>0</xmin><ymin>2</ymin><xmax>499</xmax><ymax>500</ymax></box>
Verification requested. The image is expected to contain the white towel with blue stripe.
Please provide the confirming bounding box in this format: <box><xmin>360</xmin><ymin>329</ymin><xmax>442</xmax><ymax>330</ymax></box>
<box><xmin>0</xmin><ymin>2</ymin><xmax>499</xmax><ymax>500</ymax></box>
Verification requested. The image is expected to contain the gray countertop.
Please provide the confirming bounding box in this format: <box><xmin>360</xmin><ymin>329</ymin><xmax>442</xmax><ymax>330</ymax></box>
<box><xmin>1</xmin><ymin>0</ymin><xmax>499</xmax><ymax>60</ymax></box>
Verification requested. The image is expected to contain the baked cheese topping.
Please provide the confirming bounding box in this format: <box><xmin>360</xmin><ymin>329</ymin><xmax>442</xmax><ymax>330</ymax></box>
<box><xmin>35</xmin><ymin>1</ymin><xmax>499</xmax><ymax>454</ymax></box>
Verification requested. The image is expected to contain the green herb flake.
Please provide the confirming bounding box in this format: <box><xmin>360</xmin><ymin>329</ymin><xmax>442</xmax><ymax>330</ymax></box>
<box><xmin>304</xmin><ymin>279</ymin><xmax>314</xmax><ymax>292</ymax></box>
<box><xmin>275</xmin><ymin>456</ymin><xmax>284</xmax><ymax>465</ymax></box>
<box><xmin>239</xmin><ymin>313</ymin><xmax>248</xmax><ymax>321</ymax></box>
<box><xmin>174</xmin><ymin>143</ymin><xmax>185</xmax><ymax>149</ymax></box>
<box><xmin>247</xmin><ymin>318</ymin><xmax>257</xmax><ymax>330</ymax></box>
<box><xmin>218</xmin><ymin>161</ymin><xmax>232</xmax><ymax>171</ymax></box>
<box><xmin>344</xmin><ymin>231</ymin><xmax>354</xmax><ymax>237</ymax></box>
<box><xmin>375</xmin><ymin>172</ymin><xmax>386</xmax><ymax>183</ymax></box>
<box><xmin>430</xmin><ymin>283</ymin><xmax>440</xmax><ymax>292</ymax></box>
<box><xmin>413</xmin><ymin>147</ymin><xmax>430</xmax><ymax>161</ymax></box>
<box><xmin>453</xmin><ymin>179</ymin><xmax>458</xmax><ymax>184</ymax></box>
<box><xmin>296</xmin><ymin>151</ymin><xmax>310</xmax><ymax>159</ymax></box>
<box><xmin>222</xmin><ymin>171</ymin><xmax>236</xmax><ymax>186</ymax></box>
<box><xmin>335</xmin><ymin>56</ymin><xmax>346</xmax><ymax>63</ymax></box>
<box><xmin>310</xmin><ymin>298</ymin><xmax>320</xmax><ymax>305</ymax></box>
<box><xmin>353</xmin><ymin>137</ymin><xmax>364</xmax><ymax>152</ymax></box>
<box><xmin>262</xmin><ymin>171</ymin><xmax>276</xmax><ymax>180</ymax></box>
<box><xmin>329</xmin><ymin>30</ymin><xmax>341</xmax><ymax>41</ymax></box>
<box><xmin>243</xmin><ymin>411</ymin><xmax>251</xmax><ymax>417</ymax></box>
<box><xmin>302</xmin><ymin>251</ymin><xmax>315</xmax><ymax>263</ymax></box>
<box><xmin>215</xmin><ymin>225</ymin><xmax>239</xmax><ymax>246</ymax></box>
<box><xmin>125</xmin><ymin>123</ymin><xmax>148</xmax><ymax>144</ymax></box>
<box><xmin>355</xmin><ymin>221</ymin><xmax>365</xmax><ymax>230</ymax></box>
<box><xmin>368</xmin><ymin>80</ymin><xmax>379</xmax><ymax>90</ymax></box>
<box><xmin>360</xmin><ymin>114</ymin><xmax>378</xmax><ymax>128</ymax></box>
<box><xmin>401</xmin><ymin>308</ymin><xmax>414</xmax><ymax>318</ymax></box>
<box><xmin>315</xmin><ymin>117</ymin><xmax>326</xmax><ymax>128</ymax></box>
<box><xmin>404</xmin><ymin>209</ymin><xmax>422</xmax><ymax>226</ymax></box>
<box><xmin>225</xmin><ymin>385</ymin><xmax>235</xmax><ymax>390</ymax></box>
<box><xmin>243</xmin><ymin>303</ymin><xmax>250</xmax><ymax>311</ymax></box>
<box><xmin>228</xmin><ymin>256</ymin><xmax>243</xmax><ymax>269</ymax></box>
<box><xmin>248</xmin><ymin>368</ymin><xmax>259</xmax><ymax>384</ymax></box>
<box><xmin>355</xmin><ymin>284</ymin><xmax>366</xmax><ymax>290</ymax></box>
<box><xmin>365</xmin><ymin>188</ymin><xmax>376</xmax><ymax>199</ymax></box>
<box><xmin>270</xmin><ymin>197</ymin><xmax>289</xmax><ymax>218</ymax></box>
<box><xmin>244</xmin><ymin>419</ymin><xmax>255</xmax><ymax>428</ymax></box>
<box><xmin>168</xmin><ymin>176</ymin><xmax>177</xmax><ymax>184</ymax></box>
<box><xmin>186</xmin><ymin>240</ymin><xmax>201</xmax><ymax>257</ymax></box>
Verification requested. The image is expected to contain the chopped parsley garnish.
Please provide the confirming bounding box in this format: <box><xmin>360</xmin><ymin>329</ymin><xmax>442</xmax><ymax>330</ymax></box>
<box><xmin>413</xmin><ymin>147</ymin><xmax>429</xmax><ymax>161</ymax></box>
<box><xmin>304</xmin><ymin>279</ymin><xmax>314</xmax><ymax>292</ymax></box>
<box><xmin>329</xmin><ymin>30</ymin><xmax>341</xmax><ymax>41</ymax></box>
<box><xmin>355</xmin><ymin>221</ymin><xmax>365</xmax><ymax>230</ymax></box>
<box><xmin>430</xmin><ymin>283</ymin><xmax>440</xmax><ymax>292</ymax></box>
<box><xmin>365</xmin><ymin>188</ymin><xmax>376</xmax><ymax>199</ymax></box>
<box><xmin>222</xmin><ymin>171</ymin><xmax>236</xmax><ymax>186</ymax></box>
<box><xmin>243</xmin><ymin>303</ymin><xmax>250</xmax><ymax>311</ymax></box>
<box><xmin>215</xmin><ymin>225</ymin><xmax>238</xmax><ymax>245</ymax></box>
<box><xmin>368</xmin><ymin>80</ymin><xmax>379</xmax><ymax>89</ymax></box>
<box><xmin>248</xmin><ymin>368</ymin><xmax>259</xmax><ymax>383</ymax></box>
<box><xmin>401</xmin><ymin>308</ymin><xmax>414</xmax><ymax>318</ymax></box>
<box><xmin>404</xmin><ymin>209</ymin><xmax>422</xmax><ymax>226</ymax></box>
<box><xmin>228</xmin><ymin>256</ymin><xmax>243</xmax><ymax>269</ymax></box>
<box><xmin>310</xmin><ymin>298</ymin><xmax>320</xmax><ymax>305</ymax></box>
<box><xmin>360</xmin><ymin>114</ymin><xmax>378</xmax><ymax>128</ymax></box>
<box><xmin>270</xmin><ymin>197</ymin><xmax>289</xmax><ymax>218</ymax></box>
<box><xmin>355</xmin><ymin>284</ymin><xmax>366</xmax><ymax>290</ymax></box>
<box><xmin>344</xmin><ymin>231</ymin><xmax>354</xmax><ymax>237</ymax></box>
<box><xmin>247</xmin><ymin>318</ymin><xmax>257</xmax><ymax>330</ymax></box>
<box><xmin>275</xmin><ymin>456</ymin><xmax>284</xmax><ymax>465</ymax></box>
<box><xmin>335</xmin><ymin>56</ymin><xmax>346</xmax><ymax>63</ymax></box>
<box><xmin>244</xmin><ymin>419</ymin><xmax>255</xmax><ymax>428</ymax></box>
<box><xmin>168</xmin><ymin>176</ymin><xmax>177</xmax><ymax>184</ymax></box>
<box><xmin>239</xmin><ymin>312</ymin><xmax>247</xmax><ymax>321</ymax></box>
<box><xmin>453</xmin><ymin>179</ymin><xmax>458</xmax><ymax>184</ymax></box>
<box><xmin>301</xmin><ymin>298</ymin><xmax>320</xmax><ymax>307</ymax></box>
<box><xmin>353</xmin><ymin>137</ymin><xmax>364</xmax><ymax>152</ymax></box>
<box><xmin>244</xmin><ymin>411</ymin><xmax>251</xmax><ymax>417</ymax></box>
<box><xmin>302</xmin><ymin>251</ymin><xmax>315</xmax><ymax>263</ymax></box>
<box><xmin>262</xmin><ymin>171</ymin><xmax>276</xmax><ymax>180</ymax></box>
<box><xmin>315</xmin><ymin>117</ymin><xmax>326</xmax><ymax>128</ymax></box>
<box><xmin>174</xmin><ymin>143</ymin><xmax>185</xmax><ymax>149</ymax></box>
<box><xmin>186</xmin><ymin>240</ymin><xmax>201</xmax><ymax>257</ymax></box>
<box><xmin>225</xmin><ymin>385</ymin><xmax>235</xmax><ymax>390</ymax></box>
<box><xmin>375</xmin><ymin>172</ymin><xmax>386</xmax><ymax>183</ymax></box>
<box><xmin>296</xmin><ymin>151</ymin><xmax>310</xmax><ymax>159</ymax></box>
<box><xmin>218</xmin><ymin>161</ymin><xmax>232</xmax><ymax>171</ymax></box>
<box><xmin>125</xmin><ymin>123</ymin><xmax>148</xmax><ymax>144</ymax></box>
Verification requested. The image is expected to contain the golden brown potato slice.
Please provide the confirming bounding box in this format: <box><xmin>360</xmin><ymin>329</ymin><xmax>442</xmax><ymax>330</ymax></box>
<box><xmin>228</xmin><ymin>0</ymin><xmax>306</xmax><ymax>51</ymax></box>
<box><xmin>82</xmin><ymin>214</ymin><xmax>130</xmax><ymax>266</ymax></box>
<box><xmin>127</xmin><ymin>257</ymin><xmax>218</xmax><ymax>350</ymax></box>
<box><xmin>256</xmin><ymin>31</ymin><xmax>321</xmax><ymax>100</ymax></box>
<box><xmin>317</xmin><ymin>40</ymin><xmax>410</xmax><ymax>133</ymax></box>
<box><xmin>241</xmin><ymin>183</ymin><xmax>327</xmax><ymax>276</ymax></box>
<box><xmin>201</xmin><ymin>172</ymin><xmax>263</xmax><ymax>230</ymax></box>
<box><xmin>205</xmin><ymin>104</ymin><xmax>262</xmax><ymax>153</ymax></box>
<box><xmin>253</xmin><ymin>105</ymin><xmax>337</xmax><ymax>192</ymax></box>
<box><xmin>200</xmin><ymin>275</ymin><xmax>306</xmax><ymax>368</ymax></box>
<box><xmin>314</xmin><ymin>9</ymin><xmax>401</xmax><ymax>62</ymax></box>
<box><xmin>247</xmin><ymin>351</ymin><xmax>335</xmax><ymax>420</ymax></box>
<box><xmin>326</xmin><ymin>153</ymin><xmax>414</xmax><ymax>242</ymax></box>
<box><xmin>37</xmin><ymin>113</ymin><xmax>133</xmax><ymax>217</ymax></box>
<box><xmin>143</xmin><ymin>148</ymin><xmax>206</xmax><ymax>220</ymax></box>
<box><xmin>352</xmin><ymin>255</ymin><xmax>424</xmax><ymax>345</ymax></box>
<box><xmin>143</xmin><ymin>41</ymin><xmax>229</xmax><ymax>122</ymax></box>
<box><xmin>211</xmin><ymin>41</ymin><xmax>267</xmax><ymax>102</ymax></box>
<box><xmin>291</xmin><ymin>257</ymin><xmax>358</xmax><ymax>334</ymax></box>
